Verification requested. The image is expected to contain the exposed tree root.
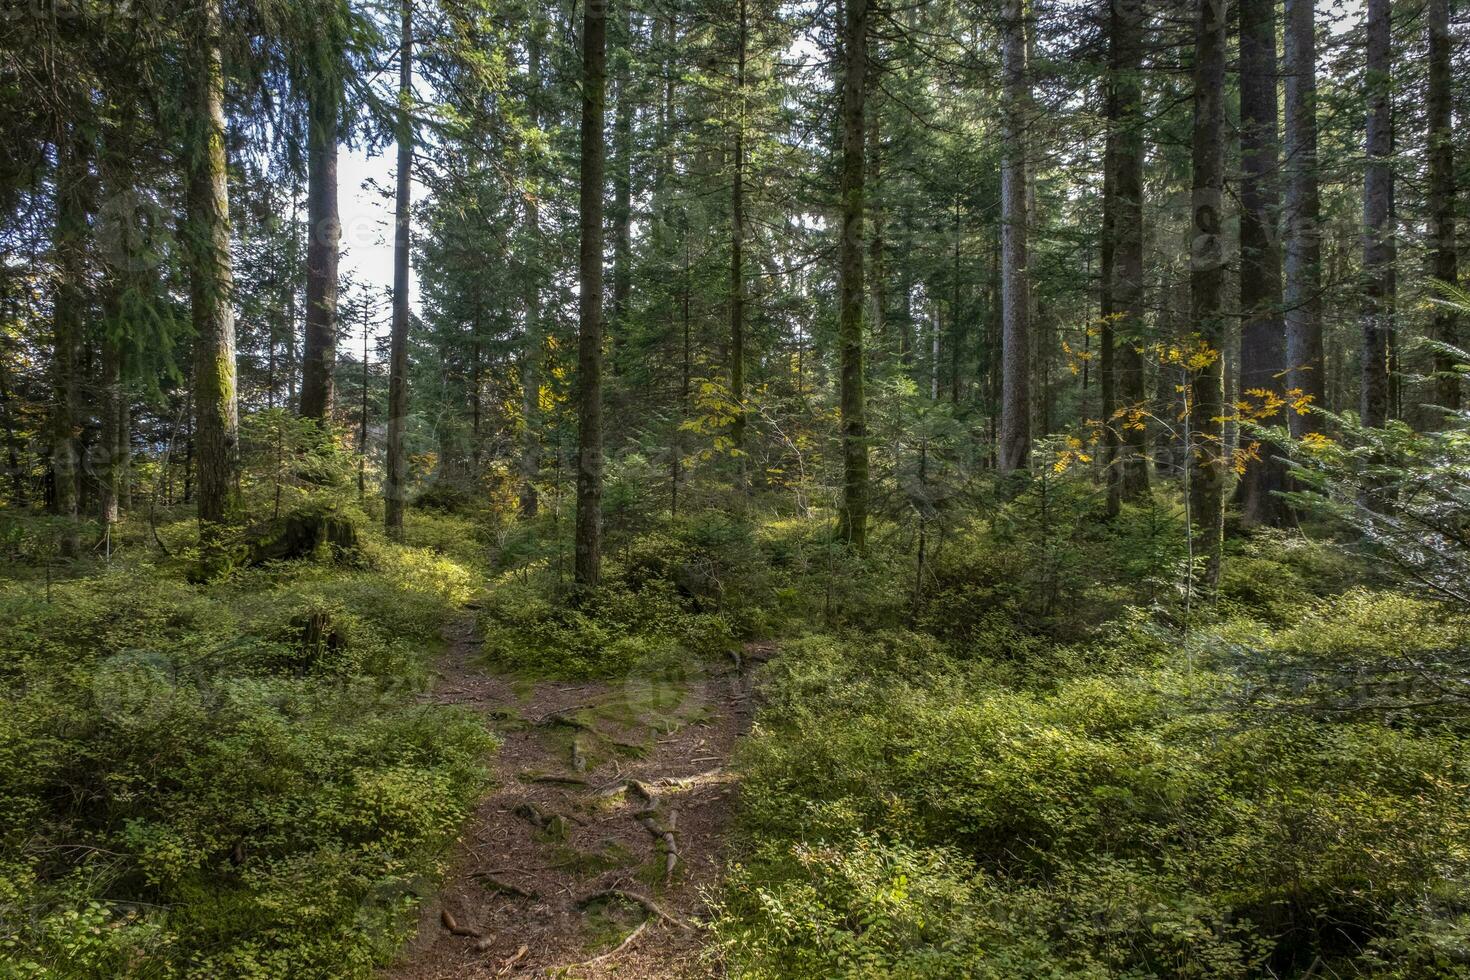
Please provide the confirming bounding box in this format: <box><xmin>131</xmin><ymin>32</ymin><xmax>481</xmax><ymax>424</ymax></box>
<box><xmin>439</xmin><ymin>908</ymin><xmax>483</xmax><ymax>939</ymax></box>
<box><xmin>526</xmin><ymin>773</ymin><xmax>589</xmax><ymax>787</ymax></box>
<box><xmin>576</xmin><ymin>889</ymin><xmax>691</xmax><ymax>930</ymax></box>
<box><xmin>471</xmin><ymin>872</ymin><xmax>538</xmax><ymax>899</ymax></box>
<box><xmin>536</xmin><ymin>709</ymin><xmax>596</xmax><ymax>731</ymax></box>
<box><xmin>556</xmin><ymin>919</ymin><xmax>648</xmax><ymax>974</ymax></box>
<box><xmin>496</xmin><ymin>944</ymin><xmax>529</xmax><ymax>976</ymax></box>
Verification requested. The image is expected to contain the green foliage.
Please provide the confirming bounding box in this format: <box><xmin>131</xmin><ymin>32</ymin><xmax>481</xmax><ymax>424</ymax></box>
<box><xmin>477</xmin><ymin>577</ymin><xmax>734</xmax><ymax>680</ymax></box>
<box><xmin>0</xmin><ymin>516</ymin><xmax>494</xmax><ymax>978</ymax></box>
<box><xmin>722</xmin><ymin>625</ymin><xmax>1470</xmax><ymax>978</ymax></box>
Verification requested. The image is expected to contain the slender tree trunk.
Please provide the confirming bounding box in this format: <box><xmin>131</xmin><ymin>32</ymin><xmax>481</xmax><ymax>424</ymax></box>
<box><xmin>1237</xmin><ymin>0</ymin><xmax>1287</xmax><ymax>525</ymax></box>
<box><xmin>1428</xmin><ymin>0</ymin><xmax>1459</xmax><ymax>412</ymax></box>
<box><xmin>386</xmin><ymin>0</ymin><xmax>413</xmax><ymax>539</ymax></box>
<box><xmin>868</xmin><ymin>105</ymin><xmax>885</xmax><ymax>341</ymax></box>
<box><xmin>998</xmin><ymin>0</ymin><xmax>1031</xmax><ymax>473</ymax></box>
<box><xmin>49</xmin><ymin>125</ymin><xmax>88</xmax><ymax>557</ymax></box>
<box><xmin>520</xmin><ymin>19</ymin><xmax>543</xmax><ymax>518</ymax></box>
<box><xmin>836</xmin><ymin>0</ymin><xmax>870</xmax><ymax>549</ymax></box>
<box><xmin>610</xmin><ymin>3</ymin><xmax>633</xmax><ymax>376</ymax></box>
<box><xmin>1284</xmin><ymin>0</ymin><xmax>1323</xmax><ymax>436</ymax></box>
<box><xmin>300</xmin><ymin>71</ymin><xmax>341</xmax><ymax>424</ymax></box>
<box><xmin>1101</xmin><ymin>111</ymin><xmax>1118</xmax><ymax>509</ymax></box>
<box><xmin>188</xmin><ymin>0</ymin><xmax>240</xmax><ymax>535</ymax></box>
<box><xmin>730</xmin><ymin>0</ymin><xmax>748</xmax><ymax>478</ymax></box>
<box><xmin>1111</xmin><ymin>0</ymin><xmax>1149</xmax><ymax>503</ymax></box>
<box><xmin>1360</xmin><ymin>0</ymin><xmax>1394</xmax><ymax>428</ymax></box>
<box><xmin>574</xmin><ymin>0</ymin><xmax>608</xmax><ymax>589</ymax></box>
<box><xmin>950</xmin><ymin>198</ymin><xmax>963</xmax><ymax>404</ymax></box>
<box><xmin>1189</xmin><ymin>0</ymin><xmax>1227</xmax><ymax>586</ymax></box>
<box><xmin>98</xmin><ymin>330</ymin><xmax>123</xmax><ymax>527</ymax></box>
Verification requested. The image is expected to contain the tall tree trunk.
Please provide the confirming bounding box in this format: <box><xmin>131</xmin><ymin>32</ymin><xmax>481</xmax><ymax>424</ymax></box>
<box><xmin>1283</xmin><ymin>0</ymin><xmax>1323</xmax><ymax>436</ymax></box>
<box><xmin>836</xmin><ymin>0</ymin><xmax>870</xmax><ymax>549</ymax></box>
<box><xmin>98</xmin><ymin>329</ymin><xmax>123</xmax><ymax>527</ymax></box>
<box><xmin>520</xmin><ymin>17</ymin><xmax>543</xmax><ymax>518</ymax></box>
<box><xmin>1428</xmin><ymin>0</ymin><xmax>1459</xmax><ymax>412</ymax></box>
<box><xmin>610</xmin><ymin>3</ymin><xmax>633</xmax><ymax>376</ymax></box>
<box><xmin>998</xmin><ymin>0</ymin><xmax>1031</xmax><ymax>473</ymax></box>
<box><xmin>574</xmin><ymin>0</ymin><xmax>608</xmax><ymax>589</ymax></box>
<box><xmin>300</xmin><ymin>72</ymin><xmax>341</xmax><ymax>424</ymax></box>
<box><xmin>730</xmin><ymin>0</ymin><xmax>748</xmax><ymax>476</ymax></box>
<box><xmin>1101</xmin><ymin>101</ymin><xmax>1117</xmax><ymax>511</ymax></box>
<box><xmin>1360</xmin><ymin>0</ymin><xmax>1394</xmax><ymax>428</ymax></box>
<box><xmin>188</xmin><ymin>0</ymin><xmax>240</xmax><ymax>535</ymax></box>
<box><xmin>1189</xmin><ymin>0</ymin><xmax>1227</xmax><ymax>587</ymax></box>
<box><xmin>868</xmin><ymin>105</ymin><xmax>885</xmax><ymax>341</ymax></box>
<box><xmin>1237</xmin><ymin>0</ymin><xmax>1287</xmax><ymax>525</ymax></box>
<box><xmin>1111</xmin><ymin>0</ymin><xmax>1149</xmax><ymax>504</ymax></box>
<box><xmin>49</xmin><ymin>124</ymin><xmax>88</xmax><ymax>557</ymax></box>
<box><xmin>386</xmin><ymin>0</ymin><xmax>413</xmax><ymax>540</ymax></box>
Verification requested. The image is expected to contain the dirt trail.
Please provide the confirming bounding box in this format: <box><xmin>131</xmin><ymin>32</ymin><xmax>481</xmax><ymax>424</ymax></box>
<box><xmin>383</xmin><ymin>616</ymin><xmax>773</xmax><ymax>979</ymax></box>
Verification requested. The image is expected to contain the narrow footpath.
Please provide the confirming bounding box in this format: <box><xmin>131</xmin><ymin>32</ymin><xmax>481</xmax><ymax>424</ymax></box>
<box><xmin>384</xmin><ymin>615</ymin><xmax>774</xmax><ymax>979</ymax></box>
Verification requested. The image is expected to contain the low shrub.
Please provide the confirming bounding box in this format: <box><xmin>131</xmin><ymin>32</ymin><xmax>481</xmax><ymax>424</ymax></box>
<box><xmin>0</xmin><ymin>516</ymin><xmax>495</xmax><ymax>978</ymax></box>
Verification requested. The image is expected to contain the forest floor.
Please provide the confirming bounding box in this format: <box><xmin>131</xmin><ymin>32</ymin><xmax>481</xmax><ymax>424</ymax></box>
<box><xmin>383</xmin><ymin>614</ymin><xmax>773</xmax><ymax>979</ymax></box>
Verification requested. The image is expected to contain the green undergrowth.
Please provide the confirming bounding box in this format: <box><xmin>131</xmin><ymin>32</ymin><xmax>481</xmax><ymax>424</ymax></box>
<box><xmin>0</xmin><ymin>508</ymin><xmax>495</xmax><ymax>979</ymax></box>
<box><xmin>700</xmin><ymin>499</ymin><xmax>1470</xmax><ymax>978</ymax></box>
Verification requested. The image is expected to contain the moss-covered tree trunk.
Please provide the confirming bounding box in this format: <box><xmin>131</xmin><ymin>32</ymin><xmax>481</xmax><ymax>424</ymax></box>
<box><xmin>187</xmin><ymin>0</ymin><xmax>240</xmax><ymax>534</ymax></box>
<box><xmin>300</xmin><ymin>63</ymin><xmax>341</xmax><ymax>425</ymax></box>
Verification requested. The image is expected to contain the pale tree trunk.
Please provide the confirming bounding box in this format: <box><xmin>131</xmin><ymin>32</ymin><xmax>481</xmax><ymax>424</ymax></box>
<box><xmin>836</xmin><ymin>0</ymin><xmax>870</xmax><ymax>549</ymax></box>
<box><xmin>49</xmin><ymin>124</ymin><xmax>88</xmax><ymax>557</ymax></box>
<box><xmin>1189</xmin><ymin>0</ymin><xmax>1227</xmax><ymax>587</ymax></box>
<box><xmin>1283</xmin><ymin>0</ymin><xmax>1323</xmax><ymax>436</ymax></box>
<box><xmin>520</xmin><ymin>17</ymin><xmax>544</xmax><ymax>518</ymax></box>
<box><xmin>998</xmin><ymin>0</ymin><xmax>1030</xmax><ymax>473</ymax></box>
<box><xmin>1111</xmin><ymin>0</ymin><xmax>1148</xmax><ymax>504</ymax></box>
<box><xmin>188</xmin><ymin>0</ymin><xmax>240</xmax><ymax>535</ymax></box>
<box><xmin>1427</xmin><ymin>0</ymin><xmax>1458</xmax><ymax>412</ymax></box>
<box><xmin>1360</xmin><ymin>0</ymin><xmax>1394</xmax><ymax>428</ymax></box>
<box><xmin>730</xmin><ymin>0</ymin><xmax>748</xmax><ymax>479</ymax></box>
<box><xmin>386</xmin><ymin>0</ymin><xmax>413</xmax><ymax>540</ymax></box>
<box><xmin>300</xmin><ymin>69</ymin><xmax>341</xmax><ymax>424</ymax></box>
<box><xmin>1237</xmin><ymin>0</ymin><xmax>1287</xmax><ymax>525</ymax></box>
<box><xmin>574</xmin><ymin>0</ymin><xmax>608</xmax><ymax>589</ymax></box>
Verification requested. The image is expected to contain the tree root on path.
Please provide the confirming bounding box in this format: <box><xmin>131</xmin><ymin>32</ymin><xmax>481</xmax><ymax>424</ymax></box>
<box><xmin>496</xmin><ymin>944</ymin><xmax>529</xmax><ymax>975</ymax></box>
<box><xmin>536</xmin><ymin>709</ymin><xmax>596</xmax><ymax>731</ymax></box>
<box><xmin>575</xmin><ymin>889</ymin><xmax>692</xmax><ymax>930</ymax></box>
<box><xmin>554</xmin><ymin>919</ymin><xmax>647</xmax><ymax>974</ymax></box>
<box><xmin>435</xmin><ymin>905</ymin><xmax>488</xmax><ymax>952</ymax></box>
<box><xmin>470</xmin><ymin>872</ymin><xmax>538</xmax><ymax>899</ymax></box>
<box><xmin>635</xmin><ymin>809</ymin><xmax>679</xmax><ymax>879</ymax></box>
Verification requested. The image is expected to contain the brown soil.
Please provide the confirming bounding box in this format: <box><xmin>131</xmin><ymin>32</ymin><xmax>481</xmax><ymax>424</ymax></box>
<box><xmin>382</xmin><ymin>617</ymin><xmax>774</xmax><ymax>980</ymax></box>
